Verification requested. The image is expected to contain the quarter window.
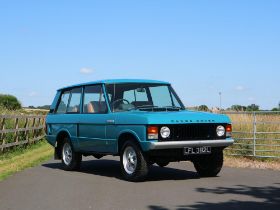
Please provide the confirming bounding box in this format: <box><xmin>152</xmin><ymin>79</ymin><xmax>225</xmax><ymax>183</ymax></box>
<box><xmin>83</xmin><ymin>85</ymin><xmax>107</xmax><ymax>113</ymax></box>
<box><xmin>56</xmin><ymin>91</ymin><xmax>70</xmax><ymax>114</ymax></box>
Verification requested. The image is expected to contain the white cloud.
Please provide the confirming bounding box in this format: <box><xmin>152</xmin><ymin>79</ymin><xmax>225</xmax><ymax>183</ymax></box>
<box><xmin>80</xmin><ymin>67</ymin><xmax>94</xmax><ymax>74</ymax></box>
<box><xmin>28</xmin><ymin>91</ymin><xmax>38</xmax><ymax>97</ymax></box>
<box><xmin>235</xmin><ymin>85</ymin><xmax>245</xmax><ymax>91</ymax></box>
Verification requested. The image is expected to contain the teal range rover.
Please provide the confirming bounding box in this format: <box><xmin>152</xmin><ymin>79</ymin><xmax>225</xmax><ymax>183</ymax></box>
<box><xmin>46</xmin><ymin>79</ymin><xmax>234</xmax><ymax>181</ymax></box>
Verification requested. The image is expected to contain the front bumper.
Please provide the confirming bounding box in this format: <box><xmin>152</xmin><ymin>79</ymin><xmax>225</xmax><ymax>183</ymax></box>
<box><xmin>148</xmin><ymin>138</ymin><xmax>234</xmax><ymax>150</ymax></box>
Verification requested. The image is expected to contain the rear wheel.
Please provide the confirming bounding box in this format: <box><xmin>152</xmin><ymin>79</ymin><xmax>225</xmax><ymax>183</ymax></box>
<box><xmin>61</xmin><ymin>137</ymin><xmax>82</xmax><ymax>171</ymax></box>
<box><xmin>193</xmin><ymin>150</ymin><xmax>223</xmax><ymax>177</ymax></box>
<box><xmin>120</xmin><ymin>141</ymin><xmax>148</xmax><ymax>182</ymax></box>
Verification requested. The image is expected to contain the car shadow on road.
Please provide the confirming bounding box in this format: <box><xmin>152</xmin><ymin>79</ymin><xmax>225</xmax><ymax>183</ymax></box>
<box><xmin>42</xmin><ymin>159</ymin><xmax>199</xmax><ymax>182</ymax></box>
<box><xmin>147</xmin><ymin>183</ymin><xmax>280</xmax><ymax>210</ymax></box>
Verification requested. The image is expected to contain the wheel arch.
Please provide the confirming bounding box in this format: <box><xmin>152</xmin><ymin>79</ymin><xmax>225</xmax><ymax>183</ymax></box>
<box><xmin>54</xmin><ymin>129</ymin><xmax>71</xmax><ymax>159</ymax></box>
<box><xmin>117</xmin><ymin>130</ymin><xmax>142</xmax><ymax>155</ymax></box>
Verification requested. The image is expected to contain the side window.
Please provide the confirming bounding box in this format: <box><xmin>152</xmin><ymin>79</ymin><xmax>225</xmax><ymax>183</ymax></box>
<box><xmin>67</xmin><ymin>88</ymin><xmax>82</xmax><ymax>113</ymax></box>
<box><xmin>56</xmin><ymin>91</ymin><xmax>70</xmax><ymax>114</ymax></box>
<box><xmin>83</xmin><ymin>85</ymin><xmax>107</xmax><ymax>113</ymax></box>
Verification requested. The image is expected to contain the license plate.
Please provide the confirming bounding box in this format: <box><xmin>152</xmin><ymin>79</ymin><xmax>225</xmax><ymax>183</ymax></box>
<box><xmin>183</xmin><ymin>146</ymin><xmax>211</xmax><ymax>155</ymax></box>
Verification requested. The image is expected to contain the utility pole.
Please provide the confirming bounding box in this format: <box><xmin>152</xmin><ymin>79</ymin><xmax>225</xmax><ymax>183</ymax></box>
<box><xmin>219</xmin><ymin>92</ymin><xmax>222</xmax><ymax>111</ymax></box>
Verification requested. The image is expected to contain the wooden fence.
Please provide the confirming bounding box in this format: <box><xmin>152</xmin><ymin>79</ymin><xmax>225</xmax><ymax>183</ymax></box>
<box><xmin>0</xmin><ymin>115</ymin><xmax>46</xmax><ymax>151</ymax></box>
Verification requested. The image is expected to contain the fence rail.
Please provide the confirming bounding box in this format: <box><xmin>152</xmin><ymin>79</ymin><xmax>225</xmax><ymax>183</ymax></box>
<box><xmin>223</xmin><ymin>111</ymin><xmax>280</xmax><ymax>158</ymax></box>
<box><xmin>0</xmin><ymin>115</ymin><xmax>46</xmax><ymax>151</ymax></box>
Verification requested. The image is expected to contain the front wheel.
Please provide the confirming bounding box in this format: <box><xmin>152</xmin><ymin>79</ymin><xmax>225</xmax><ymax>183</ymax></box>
<box><xmin>120</xmin><ymin>141</ymin><xmax>148</xmax><ymax>182</ymax></box>
<box><xmin>61</xmin><ymin>137</ymin><xmax>82</xmax><ymax>171</ymax></box>
<box><xmin>192</xmin><ymin>150</ymin><xmax>223</xmax><ymax>177</ymax></box>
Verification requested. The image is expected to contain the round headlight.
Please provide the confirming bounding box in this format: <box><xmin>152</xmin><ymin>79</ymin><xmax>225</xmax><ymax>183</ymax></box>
<box><xmin>160</xmin><ymin>126</ymin><xmax>170</xmax><ymax>138</ymax></box>
<box><xmin>216</xmin><ymin>125</ymin><xmax>225</xmax><ymax>137</ymax></box>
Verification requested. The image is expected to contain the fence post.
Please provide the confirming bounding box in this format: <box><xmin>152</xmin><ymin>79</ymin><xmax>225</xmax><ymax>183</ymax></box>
<box><xmin>30</xmin><ymin>117</ymin><xmax>36</xmax><ymax>144</ymax></box>
<box><xmin>253</xmin><ymin>112</ymin><xmax>257</xmax><ymax>156</ymax></box>
<box><xmin>14</xmin><ymin>118</ymin><xmax>19</xmax><ymax>143</ymax></box>
<box><xmin>24</xmin><ymin>118</ymin><xmax>29</xmax><ymax>144</ymax></box>
<box><xmin>0</xmin><ymin>118</ymin><xmax>6</xmax><ymax>152</ymax></box>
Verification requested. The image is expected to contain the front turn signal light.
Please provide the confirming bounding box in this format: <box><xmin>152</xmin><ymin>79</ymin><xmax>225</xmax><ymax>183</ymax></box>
<box><xmin>226</xmin><ymin>124</ymin><xmax>232</xmax><ymax>137</ymax></box>
<box><xmin>147</xmin><ymin>126</ymin><xmax>158</xmax><ymax>140</ymax></box>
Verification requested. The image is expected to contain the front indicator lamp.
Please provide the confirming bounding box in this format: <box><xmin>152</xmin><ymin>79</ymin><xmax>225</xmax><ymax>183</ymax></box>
<box><xmin>226</xmin><ymin>124</ymin><xmax>232</xmax><ymax>137</ymax></box>
<box><xmin>147</xmin><ymin>126</ymin><xmax>158</xmax><ymax>140</ymax></box>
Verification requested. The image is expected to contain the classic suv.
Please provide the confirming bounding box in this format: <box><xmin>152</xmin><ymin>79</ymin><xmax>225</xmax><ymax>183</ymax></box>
<box><xmin>46</xmin><ymin>79</ymin><xmax>234</xmax><ymax>181</ymax></box>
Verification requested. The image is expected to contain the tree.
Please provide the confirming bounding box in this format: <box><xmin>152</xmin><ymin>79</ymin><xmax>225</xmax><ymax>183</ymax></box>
<box><xmin>231</xmin><ymin>104</ymin><xmax>247</xmax><ymax>111</ymax></box>
<box><xmin>198</xmin><ymin>105</ymin><xmax>209</xmax><ymax>111</ymax></box>
<box><xmin>0</xmin><ymin>94</ymin><xmax>21</xmax><ymax>110</ymax></box>
<box><xmin>247</xmin><ymin>104</ymin><xmax>259</xmax><ymax>111</ymax></box>
<box><xmin>37</xmin><ymin>105</ymin><xmax>50</xmax><ymax>110</ymax></box>
<box><xmin>272</xmin><ymin>108</ymin><xmax>279</xmax><ymax>111</ymax></box>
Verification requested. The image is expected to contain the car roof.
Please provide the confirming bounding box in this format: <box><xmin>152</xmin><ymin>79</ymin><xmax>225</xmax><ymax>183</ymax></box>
<box><xmin>58</xmin><ymin>79</ymin><xmax>170</xmax><ymax>91</ymax></box>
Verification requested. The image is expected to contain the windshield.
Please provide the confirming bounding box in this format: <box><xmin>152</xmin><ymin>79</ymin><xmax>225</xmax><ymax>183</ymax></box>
<box><xmin>105</xmin><ymin>83</ymin><xmax>185</xmax><ymax>112</ymax></box>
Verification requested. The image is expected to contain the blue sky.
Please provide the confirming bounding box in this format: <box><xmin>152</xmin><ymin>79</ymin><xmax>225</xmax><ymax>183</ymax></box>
<box><xmin>0</xmin><ymin>0</ymin><xmax>279</xmax><ymax>109</ymax></box>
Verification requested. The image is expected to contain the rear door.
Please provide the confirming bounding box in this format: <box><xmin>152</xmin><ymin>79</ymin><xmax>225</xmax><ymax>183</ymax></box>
<box><xmin>50</xmin><ymin>87</ymin><xmax>82</xmax><ymax>150</ymax></box>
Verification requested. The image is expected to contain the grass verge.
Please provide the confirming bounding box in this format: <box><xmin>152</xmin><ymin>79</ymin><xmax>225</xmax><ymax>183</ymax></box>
<box><xmin>224</xmin><ymin>155</ymin><xmax>280</xmax><ymax>171</ymax></box>
<box><xmin>0</xmin><ymin>140</ymin><xmax>53</xmax><ymax>181</ymax></box>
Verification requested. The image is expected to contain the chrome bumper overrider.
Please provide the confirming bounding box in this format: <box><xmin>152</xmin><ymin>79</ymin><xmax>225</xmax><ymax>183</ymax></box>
<box><xmin>149</xmin><ymin>139</ymin><xmax>234</xmax><ymax>150</ymax></box>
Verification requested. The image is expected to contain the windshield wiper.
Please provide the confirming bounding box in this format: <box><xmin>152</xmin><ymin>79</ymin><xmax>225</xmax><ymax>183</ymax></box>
<box><xmin>128</xmin><ymin>105</ymin><xmax>159</xmax><ymax>111</ymax></box>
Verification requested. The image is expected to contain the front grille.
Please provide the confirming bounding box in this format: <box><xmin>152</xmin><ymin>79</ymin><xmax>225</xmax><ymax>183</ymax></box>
<box><xmin>158</xmin><ymin>123</ymin><xmax>227</xmax><ymax>141</ymax></box>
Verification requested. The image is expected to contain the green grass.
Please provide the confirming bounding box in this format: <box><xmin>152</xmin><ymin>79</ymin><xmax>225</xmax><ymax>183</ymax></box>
<box><xmin>0</xmin><ymin>139</ymin><xmax>53</xmax><ymax>181</ymax></box>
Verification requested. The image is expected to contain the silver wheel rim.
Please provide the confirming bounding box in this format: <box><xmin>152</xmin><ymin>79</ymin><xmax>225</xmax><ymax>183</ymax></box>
<box><xmin>62</xmin><ymin>143</ymin><xmax>72</xmax><ymax>166</ymax></box>
<box><xmin>122</xmin><ymin>146</ymin><xmax>137</xmax><ymax>175</ymax></box>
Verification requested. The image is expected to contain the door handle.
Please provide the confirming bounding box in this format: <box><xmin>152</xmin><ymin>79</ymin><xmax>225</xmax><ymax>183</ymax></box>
<box><xmin>106</xmin><ymin>119</ymin><xmax>115</xmax><ymax>124</ymax></box>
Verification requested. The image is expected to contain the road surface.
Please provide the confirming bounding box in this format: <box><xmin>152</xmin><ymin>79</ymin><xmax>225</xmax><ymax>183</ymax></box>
<box><xmin>0</xmin><ymin>156</ymin><xmax>279</xmax><ymax>210</ymax></box>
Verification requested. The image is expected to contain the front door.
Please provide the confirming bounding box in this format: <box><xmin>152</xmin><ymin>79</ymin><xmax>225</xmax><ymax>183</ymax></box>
<box><xmin>78</xmin><ymin>84</ymin><xmax>113</xmax><ymax>152</ymax></box>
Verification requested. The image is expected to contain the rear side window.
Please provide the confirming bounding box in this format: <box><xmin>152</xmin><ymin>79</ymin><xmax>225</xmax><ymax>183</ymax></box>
<box><xmin>67</xmin><ymin>88</ymin><xmax>82</xmax><ymax>113</ymax></box>
<box><xmin>83</xmin><ymin>85</ymin><xmax>107</xmax><ymax>114</ymax></box>
<box><xmin>56</xmin><ymin>91</ymin><xmax>70</xmax><ymax>113</ymax></box>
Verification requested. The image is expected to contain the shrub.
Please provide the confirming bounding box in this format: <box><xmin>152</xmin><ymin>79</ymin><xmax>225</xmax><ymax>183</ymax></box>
<box><xmin>198</xmin><ymin>105</ymin><xmax>209</xmax><ymax>111</ymax></box>
<box><xmin>0</xmin><ymin>94</ymin><xmax>22</xmax><ymax>110</ymax></box>
<box><xmin>247</xmin><ymin>104</ymin><xmax>259</xmax><ymax>111</ymax></box>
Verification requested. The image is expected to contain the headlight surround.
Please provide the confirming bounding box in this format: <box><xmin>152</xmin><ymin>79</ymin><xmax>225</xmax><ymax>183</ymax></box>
<box><xmin>160</xmin><ymin>126</ymin><xmax>171</xmax><ymax>138</ymax></box>
<box><xmin>216</xmin><ymin>125</ymin><xmax>225</xmax><ymax>137</ymax></box>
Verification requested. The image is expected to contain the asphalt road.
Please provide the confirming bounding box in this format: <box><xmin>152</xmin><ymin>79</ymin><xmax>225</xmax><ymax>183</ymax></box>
<box><xmin>0</xmin><ymin>156</ymin><xmax>279</xmax><ymax>210</ymax></box>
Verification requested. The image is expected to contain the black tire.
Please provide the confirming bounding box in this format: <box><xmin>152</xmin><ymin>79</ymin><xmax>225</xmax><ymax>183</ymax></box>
<box><xmin>61</xmin><ymin>137</ymin><xmax>82</xmax><ymax>171</ymax></box>
<box><xmin>120</xmin><ymin>141</ymin><xmax>148</xmax><ymax>182</ymax></box>
<box><xmin>193</xmin><ymin>150</ymin><xmax>223</xmax><ymax>177</ymax></box>
<box><xmin>156</xmin><ymin>160</ymin><xmax>169</xmax><ymax>167</ymax></box>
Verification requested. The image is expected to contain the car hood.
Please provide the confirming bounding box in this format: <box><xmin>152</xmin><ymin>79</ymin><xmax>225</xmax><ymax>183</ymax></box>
<box><xmin>114</xmin><ymin>110</ymin><xmax>231</xmax><ymax>125</ymax></box>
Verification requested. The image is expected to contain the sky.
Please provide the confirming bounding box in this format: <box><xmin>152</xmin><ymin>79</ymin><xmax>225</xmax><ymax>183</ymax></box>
<box><xmin>0</xmin><ymin>0</ymin><xmax>279</xmax><ymax>110</ymax></box>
